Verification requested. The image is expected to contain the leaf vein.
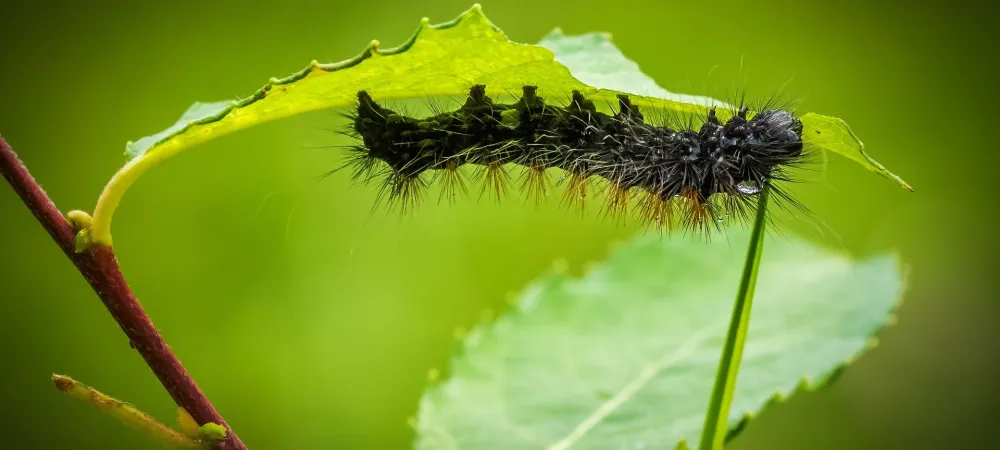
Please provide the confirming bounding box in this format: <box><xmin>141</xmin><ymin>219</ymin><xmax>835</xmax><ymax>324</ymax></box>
<box><xmin>547</xmin><ymin>325</ymin><xmax>717</xmax><ymax>450</ymax></box>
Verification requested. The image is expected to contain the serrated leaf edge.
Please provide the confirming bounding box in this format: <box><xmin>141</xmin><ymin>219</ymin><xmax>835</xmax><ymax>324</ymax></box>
<box><xmin>123</xmin><ymin>3</ymin><xmax>498</xmax><ymax>161</ymax></box>
<box><xmin>678</xmin><ymin>253</ymin><xmax>908</xmax><ymax>450</ymax></box>
<box><xmin>416</xmin><ymin>247</ymin><xmax>908</xmax><ymax>450</ymax></box>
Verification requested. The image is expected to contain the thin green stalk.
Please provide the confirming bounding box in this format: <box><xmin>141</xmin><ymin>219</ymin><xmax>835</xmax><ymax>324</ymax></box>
<box><xmin>697</xmin><ymin>185</ymin><xmax>770</xmax><ymax>450</ymax></box>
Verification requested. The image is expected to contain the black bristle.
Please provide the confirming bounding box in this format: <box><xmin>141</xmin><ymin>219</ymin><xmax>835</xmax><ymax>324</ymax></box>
<box><xmin>343</xmin><ymin>86</ymin><xmax>808</xmax><ymax>233</ymax></box>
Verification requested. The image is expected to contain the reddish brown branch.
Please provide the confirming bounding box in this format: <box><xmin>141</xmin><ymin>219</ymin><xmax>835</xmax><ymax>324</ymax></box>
<box><xmin>0</xmin><ymin>136</ymin><xmax>247</xmax><ymax>450</ymax></box>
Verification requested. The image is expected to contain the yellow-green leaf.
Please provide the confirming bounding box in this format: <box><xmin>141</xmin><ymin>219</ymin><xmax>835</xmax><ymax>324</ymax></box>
<box><xmin>90</xmin><ymin>3</ymin><xmax>911</xmax><ymax>245</ymax></box>
<box><xmin>801</xmin><ymin>113</ymin><xmax>914</xmax><ymax>191</ymax></box>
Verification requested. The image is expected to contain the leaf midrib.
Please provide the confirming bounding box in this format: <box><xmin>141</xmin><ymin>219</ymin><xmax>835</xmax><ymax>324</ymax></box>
<box><xmin>546</xmin><ymin>322</ymin><xmax>720</xmax><ymax>450</ymax></box>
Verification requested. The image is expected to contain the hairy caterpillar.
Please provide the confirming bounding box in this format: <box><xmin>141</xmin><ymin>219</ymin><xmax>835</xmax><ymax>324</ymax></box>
<box><xmin>335</xmin><ymin>84</ymin><xmax>811</xmax><ymax>235</ymax></box>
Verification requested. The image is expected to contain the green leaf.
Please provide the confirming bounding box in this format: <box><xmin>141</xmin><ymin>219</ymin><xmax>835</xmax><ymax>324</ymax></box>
<box><xmin>799</xmin><ymin>113</ymin><xmax>914</xmax><ymax>191</ymax></box>
<box><xmin>537</xmin><ymin>29</ymin><xmax>913</xmax><ymax>192</ymax></box>
<box><xmin>126</xmin><ymin>101</ymin><xmax>232</xmax><ymax>160</ymax></box>
<box><xmin>90</xmin><ymin>3</ymin><xmax>911</xmax><ymax>245</ymax></box>
<box><xmin>414</xmin><ymin>229</ymin><xmax>904</xmax><ymax>450</ymax></box>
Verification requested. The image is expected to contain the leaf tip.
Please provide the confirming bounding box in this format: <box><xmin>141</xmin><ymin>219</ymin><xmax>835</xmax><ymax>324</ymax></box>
<box><xmin>839</xmin><ymin>116</ymin><xmax>914</xmax><ymax>192</ymax></box>
<box><xmin>804</xmin><ymin>113</ymin><xmax>914</xmax><ymax>192</ymax></box>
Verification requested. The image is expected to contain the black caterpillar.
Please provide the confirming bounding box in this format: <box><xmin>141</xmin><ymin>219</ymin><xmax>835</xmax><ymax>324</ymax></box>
<box><xmin>340</xmin><ymin>84</ymin><xmax>808</xmax><ymax>234</ymax></box>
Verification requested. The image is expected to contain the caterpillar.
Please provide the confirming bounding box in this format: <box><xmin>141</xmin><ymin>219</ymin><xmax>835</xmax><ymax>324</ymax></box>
<box><xmin>337</xmin><ymin>84</ymin><xmax>811</xmax><ymax>235</ymax></box>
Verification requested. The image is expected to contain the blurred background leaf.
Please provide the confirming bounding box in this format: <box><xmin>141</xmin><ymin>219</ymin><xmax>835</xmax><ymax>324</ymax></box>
<box><xmin>0</xmin><ymin>1</ymin><xmax>996</xmax><ymax>449</ymax></box>
<box><xmin>416</xmin><ymin>227</ymin><xmax>902</xmax><ymax>450</ymax></box>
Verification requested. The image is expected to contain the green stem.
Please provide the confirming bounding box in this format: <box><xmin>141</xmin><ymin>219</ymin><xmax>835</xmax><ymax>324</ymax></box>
<box><xmin>697</xmin><ymin>185</ymin><xmax>770</xmax><ymax>450</ymax></box>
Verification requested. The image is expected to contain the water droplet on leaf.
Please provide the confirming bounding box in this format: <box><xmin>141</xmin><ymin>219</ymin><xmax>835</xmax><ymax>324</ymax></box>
<box><xmin>737</xmin><ymin>180</ymin><xmax>762</xmax><ymax>195</ymax></box>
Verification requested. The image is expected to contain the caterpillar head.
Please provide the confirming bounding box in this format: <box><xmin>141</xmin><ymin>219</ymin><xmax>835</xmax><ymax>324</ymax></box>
<box><xmin>749</xmin><ymin>109</ymin><xmax>804</xmax><ymax>159</ymax></box>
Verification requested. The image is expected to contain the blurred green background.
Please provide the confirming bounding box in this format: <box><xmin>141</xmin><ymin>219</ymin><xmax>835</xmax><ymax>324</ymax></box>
<box><xmin>1</xmin><ymin>0</ymin><xmax>996</xmax><ymax>448</ymax></box>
